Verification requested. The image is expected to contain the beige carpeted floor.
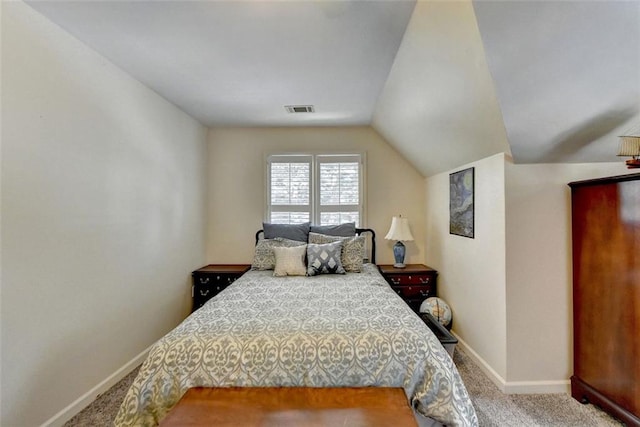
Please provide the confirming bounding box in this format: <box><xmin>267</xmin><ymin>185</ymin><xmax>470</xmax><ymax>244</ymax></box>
<box><xmin>65</xmin><ymin>348</ymin><xmax>623</xmax><ymax>426</ymax></box>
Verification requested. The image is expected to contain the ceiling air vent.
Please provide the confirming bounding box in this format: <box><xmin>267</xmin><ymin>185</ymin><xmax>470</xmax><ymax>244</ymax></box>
<box><xmin>285</xmin><ymin>105</ymin><xmax>315</xmax><ymax>113</ymax></box>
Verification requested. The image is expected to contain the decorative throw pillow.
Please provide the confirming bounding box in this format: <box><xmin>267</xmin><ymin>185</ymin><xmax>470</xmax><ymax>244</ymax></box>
<box><xmin>308</xmin><ymin>232</ymin><xmax>365</xmax><ymax>273</ymax></box>
<box><xmin>309</xmin><ymin>222</ymin><xmax>356</xmax><ymax>237</ymax></box>
<box><xmin>252</xmin><ymin>238</ymin><xmax>306</xmax><ymax>270</ymax></box>
<box><xmin>263</xmin><ymin>222</ymin><xmax>310</xmax><ymax>242</ymax></box>
<box><xmin>273</xmin><ymin>245</ymin><xmax>307</xmax><ymax>277</ymax></box>
<box><xmin>306</xmin><ymin>241</ymin><xmax>345</xmax><ymax>276</ymax></box>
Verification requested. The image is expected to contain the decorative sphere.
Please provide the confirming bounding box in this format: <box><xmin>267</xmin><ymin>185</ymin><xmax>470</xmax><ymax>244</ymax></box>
<box><xmin>420</xmin><ymin>297</ymin><xmax>452</xmax><ymax>327</ymax></box>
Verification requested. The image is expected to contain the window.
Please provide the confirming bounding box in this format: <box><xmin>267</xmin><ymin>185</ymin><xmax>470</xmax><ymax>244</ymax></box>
<box><xmin>267</xmin><ymin>154</ymin><xmax>364</xmax><ymax>226</ymax></box>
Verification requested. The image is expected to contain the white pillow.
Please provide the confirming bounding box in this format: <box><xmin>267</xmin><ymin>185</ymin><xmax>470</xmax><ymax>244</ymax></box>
<box><xmin>273</xmin><ymin>245</ymin><xmax>307</xmax><ymax>277</ymax></box>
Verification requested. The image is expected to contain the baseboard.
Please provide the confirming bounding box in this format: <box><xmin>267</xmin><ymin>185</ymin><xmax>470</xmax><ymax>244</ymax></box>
<box><xmin>453</xmin><ymin>331</ymin><xmax>508</xmax><ymax>392</ymax></box>
<box><xmin>504</xmin><ymin>380</ymin><xmax>571</xmax><ymax>394</ymax></box>
<box><xmin>40</xmin><ymin>344</ymin><xmax>152</xmax><ymax>427</ymax></box>
<box><xmin>452</xmin><ymin>331</ymin><xmax>570</xmax><ymax>395</ymax></box>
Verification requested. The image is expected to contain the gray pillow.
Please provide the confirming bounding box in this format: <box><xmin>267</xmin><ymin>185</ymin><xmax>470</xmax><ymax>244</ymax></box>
<box><xmin>310</xmin><ymin>222</ymin><xmax>356</xmax><ymax>237</ymax></box>
<box><xmin>307</xmin><ymin>241</ymin><xmax>345</xmax><ymax>276</ymax></box>
<box><xmin>308</xmin><ymin>232</ymin><xmax>365</xmax><ymax>273</ymax></box>
<box><xmin>252</xmin><ymin>238</ymin><xmax>307</xmax><ymax>270</ymax></box>
<box><xmin>263</xmin><ymin>222</ymin><xmax>310</xmax><ymax>242</ymax></box>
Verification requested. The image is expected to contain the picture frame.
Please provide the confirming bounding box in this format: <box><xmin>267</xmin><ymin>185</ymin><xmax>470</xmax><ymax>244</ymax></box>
<box><xmin>449</xmin><ymin>167</ymin><xmax>474</xmax><ymax>238</ymax></box>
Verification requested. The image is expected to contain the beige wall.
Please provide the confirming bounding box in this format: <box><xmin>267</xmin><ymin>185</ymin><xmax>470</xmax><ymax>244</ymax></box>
<box><xmin>504</xmin><ymin>161</ymin><xmax>634</xmax><ymax>389</ymax></box>
<box><xmin>1</xmin><ymin>3</ymin><xmax>207</xmax><ymax>425</ymax></box>
<box><xmin>206</xmin><ymin>127</ymin><xmax>425</xmax><ymax>265</ymax></box>
<box><xmin>425</xmin><ymin>153</ymin><xmax>508</xmax><ymax>379</ymax></box>
<box><xmin>426</xmin><ymin>152</ymin><xmax>634</xmax><ymax>392</ymax></box>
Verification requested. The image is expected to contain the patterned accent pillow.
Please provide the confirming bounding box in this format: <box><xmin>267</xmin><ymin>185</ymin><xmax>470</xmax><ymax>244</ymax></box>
<box><xmin>252</xmin><ymin>238</ymin><xmax>306</xmax><ymax>270</ymax></box>
<box><xmin>308</xmin><ymin>232</ymin><xmax>365</xmax><ymax>273</ymax></box>
<box><xmin>273</xmin><ymin>245</ymin><xmax>307</xmax><ymax>277</ymax></box>
<box><xmin>306</xmin><ymin>241</ymin><xmax>345</xmax><ymax>276</ymax></box>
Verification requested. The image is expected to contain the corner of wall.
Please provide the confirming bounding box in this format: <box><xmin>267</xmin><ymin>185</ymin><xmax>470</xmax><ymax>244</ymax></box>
<box><xmin>425</xmin><ymin>153</ymin><xmax>508</xmax><ymax>380</ymax></box>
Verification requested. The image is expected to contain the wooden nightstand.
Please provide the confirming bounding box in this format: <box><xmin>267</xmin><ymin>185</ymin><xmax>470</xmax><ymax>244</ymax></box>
<box><xmin>191</xmin><ymin>264</ymin><xmax>250</xmax><ymax>312</ymax></box>
<box><xmin>378</xmin><ymin>264</ymin><xmax>438</xmax><ymax>313</ymax></box>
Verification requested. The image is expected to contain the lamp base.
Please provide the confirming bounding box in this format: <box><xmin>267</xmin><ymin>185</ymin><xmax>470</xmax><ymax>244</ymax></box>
<box><xmin>393</xmin><ymin>241</ymin><xmax>406</xmax><ymax>269</ymax></box>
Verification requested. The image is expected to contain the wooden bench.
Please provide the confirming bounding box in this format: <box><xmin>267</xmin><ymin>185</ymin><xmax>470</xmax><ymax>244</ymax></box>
<box><xmin>159</xmin><ymin>386</ymin><xmax>418</xmax><ymax>427</ymax></box>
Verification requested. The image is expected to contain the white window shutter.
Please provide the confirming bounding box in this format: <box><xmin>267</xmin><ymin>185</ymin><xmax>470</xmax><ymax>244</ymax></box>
<box><xmin>316</xmin><ymin>155</ymin><xmax>362</xmax><ymax>226</ymax></box>
<box><xmin>267</xmin><ymin>154</ymin><xmax>363</xmax><ymax>226</ymax></box>
<box><xmin>267</xmin><ymin>155</ymin><xmax>312</xmax><ymax>224</ymax></box>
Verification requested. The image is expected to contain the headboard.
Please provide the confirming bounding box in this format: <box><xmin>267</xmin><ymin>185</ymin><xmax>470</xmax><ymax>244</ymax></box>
<box><xmin>255</xmin><ymin>228</ymin><xmax>376</xmax><ymax>265</ymax></box>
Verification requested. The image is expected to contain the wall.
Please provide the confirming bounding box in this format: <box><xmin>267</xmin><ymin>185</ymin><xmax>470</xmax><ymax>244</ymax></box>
<box><xmin>206</xmin><ymin>127</ymin><xmax>425</xmax><ymax>265</ymax></box>
<box><xmin>426</xmin><ymin>152</ymin><xmax>634</xmax><ymax>392</ymax></box>
<box><xmin>1</xmin><ymin>2</ymin><xmax>207</xmax><ymax>425</ymax></box>
<box><xmin>504</xmin><ymin>160</ymin><xmax>634</xmax><ymax>390</ymax></box>
<box><xmin>424</xmin><ymin>153</ymin><xmax>508</xmax><ymax>380</ymax></box>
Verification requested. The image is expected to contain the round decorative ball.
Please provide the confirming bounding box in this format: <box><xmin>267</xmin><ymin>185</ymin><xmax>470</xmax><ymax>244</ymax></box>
<box><xmin>419</xmin><ymin>297</ymin><xmax>452</xmax><ymax>327</ymax></box>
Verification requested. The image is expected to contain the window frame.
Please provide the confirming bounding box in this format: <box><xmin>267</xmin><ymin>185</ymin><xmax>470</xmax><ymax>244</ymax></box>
<box><xmin>265</xmin><ymin>152</ymin><xmax>366</xmax><ymax>226</ymax></box>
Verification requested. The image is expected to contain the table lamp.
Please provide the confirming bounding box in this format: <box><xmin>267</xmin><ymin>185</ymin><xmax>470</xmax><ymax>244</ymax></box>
<box><xmin>384</xmin><ymin>216</ymin><xmax>414</xmax><ymax>268</ymax></box>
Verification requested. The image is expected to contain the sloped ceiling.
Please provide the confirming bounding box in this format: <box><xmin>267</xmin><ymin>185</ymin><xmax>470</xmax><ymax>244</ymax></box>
<box><xmin>372</xmin><ymin>0</ymin><xmax>511</xmax><ymax>177</ymax></box>
<box><xmin>473</xmin><ymin>0</ymin><xmax>640</xmax><ymax>165</ymax></box>
<box><xmin>22</xmin><ymin>0</ymin><xmax>640</xmax><ymax>177</ymax></box>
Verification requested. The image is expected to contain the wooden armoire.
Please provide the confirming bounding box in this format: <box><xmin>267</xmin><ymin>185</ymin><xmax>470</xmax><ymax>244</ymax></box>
<box><xmin>569</xmin><ymin>173</ymin><xmax>640</xmax><ymax>426</ymax></box>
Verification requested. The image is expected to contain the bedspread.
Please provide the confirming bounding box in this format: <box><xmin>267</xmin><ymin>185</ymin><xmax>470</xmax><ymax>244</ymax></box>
<box><xmin>115</xmin><ymin>264</ymin><xmax>477</xmax><ymax>426</ymax></box>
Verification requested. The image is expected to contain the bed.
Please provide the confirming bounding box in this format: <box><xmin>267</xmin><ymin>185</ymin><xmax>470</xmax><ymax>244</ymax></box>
<box><xmin>114</xmin><ymin>227</ymin><xmax>477</xmax><ymax>426</ymax></box>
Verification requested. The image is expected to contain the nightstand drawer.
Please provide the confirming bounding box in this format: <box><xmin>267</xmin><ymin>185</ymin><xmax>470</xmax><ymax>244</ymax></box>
<box><xmin>391</xmin><ymin>284</ymin><xmax>435</xmax><ymax>300</ymax></box>
<box><xmin>384</xmin><ymin>274</ymin><xmax>434</xmax><ymax>286</ymax></box>
<box><xmin>193</xmin><ymin>273</ymin><xmax>240</xmax><ymax>287</ymax></box>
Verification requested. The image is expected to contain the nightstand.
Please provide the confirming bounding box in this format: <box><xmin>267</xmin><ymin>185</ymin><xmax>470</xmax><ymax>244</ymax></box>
<box><xmin>378</xmin><ymin>264</ymin><xmax>438</xmax><ymax>313</ymax></box>
<box><xmin>191</xmin><ymin>264</ymin><xmax>250</xmax><ymax>312</ymax></box>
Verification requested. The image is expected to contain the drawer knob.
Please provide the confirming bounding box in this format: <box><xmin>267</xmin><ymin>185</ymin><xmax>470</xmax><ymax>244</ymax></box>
<box><xmin>419</xmin><ymin>289</ymin><xmax>430</xmax><ymax>297</ymax></box>
<box><xmin>391</xmin><ymin>278</ymin><xmax>400</xmax><ymax>285</ymax></box>
<box><xmin>199</xmin><ymin>277</ymin><xmax>210</xmax><ymax>284</ymax></box>
<box><xmin>200</xmin><ymin>289</ymin><xmax>210</xmax><ymax>296</ymax></box>
<box><xmin>420</xmin><ymin>277</ymin><xmax>430</xmax><ymax>284</ymax></box>
<box><xmin>216</xmin><ymin>275</ymin><xmax>220</xmax><ymax>280</ymax></box>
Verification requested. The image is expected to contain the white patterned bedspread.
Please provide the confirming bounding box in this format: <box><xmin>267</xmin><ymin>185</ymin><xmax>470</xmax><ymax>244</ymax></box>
<box><xmin>115</xmin><ymin>264</ymin><xmax>477</xmax><ymax>426</ymax></box>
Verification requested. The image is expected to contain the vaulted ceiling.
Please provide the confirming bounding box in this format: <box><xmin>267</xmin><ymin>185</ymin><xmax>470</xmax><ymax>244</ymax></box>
<box><xmin>25</xmin><ymin>0</ymin><xmax>640</xmax><ymax>177</ymax></box>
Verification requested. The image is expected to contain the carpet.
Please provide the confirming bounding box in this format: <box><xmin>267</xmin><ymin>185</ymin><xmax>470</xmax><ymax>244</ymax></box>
<box><xmin>64</xmin><ymin>348</ymin><xmax>623</xmax><ymax>426</ymax></box>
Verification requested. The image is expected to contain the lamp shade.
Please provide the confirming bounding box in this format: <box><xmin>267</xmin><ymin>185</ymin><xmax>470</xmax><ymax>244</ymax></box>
<box><xmin>385</xmin><ymin>216</ymin><xmax>414</xmax><ymax>241</ymax></box>
<box><xmin>617</xmin><ymin>135</ymin><xmax>640</xmax><ymax>157</ymax></box>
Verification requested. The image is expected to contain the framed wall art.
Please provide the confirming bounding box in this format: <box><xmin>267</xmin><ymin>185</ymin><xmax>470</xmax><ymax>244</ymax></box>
<box><xmin>449</xmin><ymin>167</ymin><xmax>474</xmax><ymax>238</ymax></box>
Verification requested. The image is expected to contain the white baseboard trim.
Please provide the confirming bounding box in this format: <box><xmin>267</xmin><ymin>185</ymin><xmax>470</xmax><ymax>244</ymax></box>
<box><xmin>503</xmin><ymin>380</ymin><xmax>571</xmax><ymax>394</ymax></box>
<box><xmin>41</xmin><ymin>345</ymin><xmax>152</xmax><ymax>427</ymax></box>
<box><xmin>453</xmin><ymin>331</ymin><xmax>508</xmax><ymax>392</ymax></box>
<box><xmin>452</xmin><ymin>331</ymin><xmax>570</xmax><ymax>395</ymax></box>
